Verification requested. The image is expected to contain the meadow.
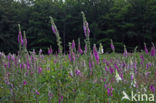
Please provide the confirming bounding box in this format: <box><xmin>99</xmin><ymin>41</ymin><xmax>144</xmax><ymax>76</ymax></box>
<box><xmin>0</xmin><ymin>12</ymin><xmax>155</xmax><ymax>103</ymax></box>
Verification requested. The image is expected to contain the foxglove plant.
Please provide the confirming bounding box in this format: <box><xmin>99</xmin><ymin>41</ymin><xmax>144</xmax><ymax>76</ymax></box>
<box><xmin>150</xmin><ymin>43</ymin><xmax>155</xmax><ymax>56</ymax></box>
<box><xmin>81</xmin><ymin>11</ymin><xmax>91</xmax><ymax>55</ymax></box>
<box><xmin>123</xmin><ymin>45</ymin><xmax>128</xmax><ymax>56</ymax></box>
<box><xmin>115</xmin><ymin>69</ymin><xmax>122</xmax><ymax>83</ymax></box>
<box><xmin>93</xmin><ymin>44</ymin><xmax>99</xmax><ymax>64</ymax></box>
<box><xmin>18</xmin><ymin>24</ymin><xmax>23</xmax><ymax>54</ymax></box>
<box><xmin>144</xmin><ymin>43</ymin><xmax>148</xmax><ymax>54</ymax></box>
<box><xmin>50</xmin><ymin>16</ymin><xmax>63</xmax><ymax>54</ymax></box>
<box><xmin>48</xmin><ymin>46</ymin><xmax>53</xmax><ymax>55</ymax></box>
<box><xmin>98</xmin><ymin>43</ymin><xmax>104</xmax><ymax>54</ymax></box>
<box><xmin>110</xmin><ymin>39</ymin><xmax>115</xmax><ymax>52</ymax></box>
<box><xmin>78</xmin><ymin>43</ymin><xmax>83</xmax><ymax>55</ymax></box>
<box><xmin>72</xmin><ymin>40</ymin><xmax>75</xmax><ymax>49</ymax></box>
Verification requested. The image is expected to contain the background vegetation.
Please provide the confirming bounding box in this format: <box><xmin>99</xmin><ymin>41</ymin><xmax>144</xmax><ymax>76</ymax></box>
<box><xmin>0</xmin><ymin>0</ymin><xmax>156</xmax><ymax>53</ymax></box>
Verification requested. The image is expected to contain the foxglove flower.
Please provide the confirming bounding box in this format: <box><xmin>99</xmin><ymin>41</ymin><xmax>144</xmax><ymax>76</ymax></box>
<box><xmin>51</xmin><ymin>25</ymin><xmax>56</xmax><ymax>34</ymax></box>
<box><xmin>35</xmin><ymin>90</ymin><xmax>40</xmax><ymax>95</ymax></box>
<box><xmin>115</xmin><ymin>69</ymin><xmax>122</xmax><ymax>83</ymax></box>
<box><xmin>93</xmin><ymin>45</ymin><xmax>99</xmax><ymax>64</ymax></box>
<box><xmin>84</xmin><ymin>44</ymin><xmax>87</xmax><ymax>54</ymax></box>
<box><xmin>75</xmin><ymin>69</ymin><xmax>81</xmax><ymax>76</ymax></box>
<box><xmin>130</xmin><ymin>72</ymin><xmax>136</xmax><ymax>87</ymax></box>
<box><xmin>98</xmin><ymin>43</ymin><xmax>104</xmax><ymax>54</ymax></box>
<box><xmin>78</xmin><ymin>45</ymin><xmax>83</xmax><ymax>54</ymax></box>
<box><xmin>151</xmin><ymin>46</ymin><xmax>155</xmax><ymax>56</ymax></box>
<box><xmin>38</xmin><ymin>67</ymin><xmax>42</xmax><ymax>74</ymax></box>
<box><xmin>72</xmin><ymin>40</ymin><xmax>75</xmax><ymax>49</ymax></box>
<box><xmin>110</xmin><ymin>39</ymin><xmax>115</xmax><ymax>52</ymax></box>
<box><xmin>18</xmin><ymin>31</ymin><xmax>23</xmax><ymax>45</ymax></box>
<box><xmin>58</xmin><ymin>96</ymin><xmax>63</xmax><ymax>103</ymax></box>
<box><xmin>68</xmin><ymin>51</ymin><xmax>72</xmax><ymax>62</ymax></box>
<box><xmin>83</xmin><ymin>21</ymin><xmax>90</xmax><ymax>37</ymax></box>
<box><xmin>144</xmin><ymin>43</ymin><xmax>148</xmax><ymax>54</ymax></box>
<box><xmin>23</xmin><ymin>80</ymin><xmax>27</xmax><ymax>85</ymax></box>
<box><xmin>123</xmin><ymin>45</ymin><xmax>128</xmax><ymax>56</ymax></box>
<box><xmin>72</xmin><ymin>52</ymin><xmax>75</xmax><ymax>63</ymax></box>
<box><xmin>149</xmin><ymin>85</ymin><xmax>155</xmax><ymax>93</ymax></box>
<box><xmin>109</xmin><ymin>66</ymin><xmax>114</xmax><ymax>74</ymax></box>
<box><xmin>107</xmin><ymin>86</ymin><xmax>113</xmax><ymax>96</ymax></box>
<box><xmin>48</xmin><ymin>47</ymin><xmax>53</xmax><ymax>55</ymax></box>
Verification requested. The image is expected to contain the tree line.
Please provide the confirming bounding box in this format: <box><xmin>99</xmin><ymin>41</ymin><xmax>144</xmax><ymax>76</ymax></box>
<box><xmin>0</xmin><ymin>0</ymin><xmax>156</xmax><ymax>53</ymax></box>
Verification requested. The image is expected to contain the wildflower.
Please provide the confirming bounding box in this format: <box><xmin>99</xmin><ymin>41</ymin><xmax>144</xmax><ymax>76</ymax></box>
<box><xmin>39</xmin><ymin>49</ymin><xmax>42</xmax><ymax>54</ymax></box>
<box><xmin>72</xmin><ymin>40</ymin><xmax>75</xmax><ymax>49</ymax></box>
<box><xmin>93</xmin><ymin>44</ymin><xmax>99</xmax><ymax>64</ymax></box>
<box><xmin>123</xmin><ymin>45</ymin><xmax>128</xmax><ymax>56</ymax></box>
<box><xmin>38</xmin><ymin>67</ymin><xmax>42</xmax><ymax>74</ymax></box>
<box><xmin>151</xmin><ymin>46</ymin><xmax>155</xmax><ymax>56</ymax></box>
<box><xmin>72</xmin><ymin>52</ymin><xmax>75</xmax><ymax>62</ymax></box>
<box><xmin>20</xmin><ymin>64</ymin><xmax>23</xmax><ymax>69</ymax></box>
<box><xmin>23</xmin><ymin>31</ymin><xmax>27</xmax><ymax>48</ymax></box>
<box><xmin>130</xmin><ymin>72</ymin><xmax>136</xmax><ymax>87</ymax></box>
<box><xmin>69</xmin><ymin>70</ymin><xmax>73</xmax><ymax>77</ymax></box>
<box><xmin>140</xmin><ymin>55</ymin><xmax>144</xmax><ymax>62</ymax></box>
<box><xmin>105</xmin><ymin>66</ymin><xmax>108</xmax><ymax>72</ymax></box>
<box><xmin>18</xmin><ymin>31</ymin><xmax>23</xmax><ymax>45</ymax></box>
<box><xmin>83</xmin><ymin>21</ymin><xmax>90</xmax><ymax>37</ymax></box>
<box><xmin>84</xmin><ymin>44</ymin><xmax>87</xmax><ymax>54</ymax></box>
<box><xmin>115</xmin><ymin>69</ymin><xmax>122</xmax><ymax>83</ymax></box>
<box><xmin>51</xmin><ymin>25</ymin><xmax>56</xmax><ymax>34</ymax></box>
<box><xmin>98</xmin><ymin>43</ymin><xmax>104</xmax><ymax>54</ymax></box>
<box><xmin>48</xmin><ymin>46</ymin><xmax>53</xmax><ymax>55</ymax></box>
<box><xmin>107</xmin><ymin>86</ymin><xmax>113</xmax><ymax>96</ymax></box>
<box><xmin>18</xmin><ymin>24</ymin><xmax>23</xmax><ymax>45</ymax></box>
<box><xmin>144</xmin><ymin>43</ymin><xmax>148</xmax><ymax>54</ymax></box>
<box><xmin>109</xmin><ymin>66</ymin><xmax>114</xmax><ymax>74</ymax></box>
<box><xmin>75</xmin><ymin>69</ymin><xmax>81</xmax><ymax>76</ymax></box>
<box><xmin>114</xmin><ymin>63</ymin><xmax>119</xmax><ymax>71</ymax></box>
<box><xmin>78</xmin><ymin>45</ymin><xmax>83</xmax><ymax>54</ymax></box>
<box><xmin>23</xmin><ymin>80</ymin><xmax>27</xmax><ymax>85</ymax></box>
<box><xmin>110</xmin><ymin>39</ymin><xmax>115</xmax><ymax>52</ymax></box>
<box><xmin>35</xmin><ymin>90</ymin><xmax>40</xmax><ymax>95</ymax></box>
<box><xmin>58</xmin><ymin>96</ymin><xmax>63</xmax><ymax>103</ymax></box>
<box><xmin>68</xmin><ymin>51</ymin><xmax>72</xmax><ymax>62</ymax></box>
<box><xmin>149</xmin><ymin>85</ymin><xmax>155</xmax><ymax>93</ymax></box>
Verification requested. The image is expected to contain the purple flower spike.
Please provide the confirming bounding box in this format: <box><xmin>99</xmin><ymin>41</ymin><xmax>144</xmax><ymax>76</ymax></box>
<box><xmin>149</xmin><ymin>85</ymin><xmax>155</xmax><ymax>93</ymax></box>
<box><xmin>35</xmin><ymin>90</ymin><xmax>40</xmax><ymax>95</ymax></box>
<box><xmin>48</xmin><ymin>47</ymin><xmax>53</xmax><ymax>55</ymax></box>
<box><xmin>75</xmin><ymin>69</ymin><xmax>81</xmax><ymax>76</ymax></box>
<box><xmin>51</xmin><ymin>25</ymin><xmax>56</xmax><ymax>34</ymax></box>
<box><xmin>109</xmin><ymin>66</ymin><xmax>114</xmax><ymax>74</ymax></box>
<box><xmin>58</xmin><ymin>95</ymin><xmax>63</xmax><ymax>103</ymax></box>
<box><xmin>111</xmin><ymin>39</ymin><xmax>115</xmax><ymax>52</ymax></box>
<box><xmin>23</xmin><ymin>80</ymin><xmax>27</xmax><ymax>85</ymax></box>
<box><xmin>93</xmin><ymin>45</ymin><xmax>99</xmax><ymax>64</ymax></box>
<box><xmin>151</xmin><ymin>46</ymin><xmax>155</xmax><ymax>56</ymax></box>
<box><xmin>78</xmin><ymin>45</ymin><xmax>83</xmax><ymax>54</ymax></box>
<box><xmin>83</xmin><ymin>22</ymin><xmax>90</xmax><ymax>37</ymax></box>
<box><xmin>72</xmin><ymin>40</ymin><xmax>75</xmax><ymax>49</ymax></box>
<box><xmin>144</xmin><ymin>43</ymin><xmax>148</xmax><ymax>54</ymax></box>
<box><xmin>107</xmin><ymin>86</ymin><xmax>113</xmax><ymax>96</ymax></box>
<box><xmin>84</xmin><ymin>44</ymin><xmax>87</xmax><ymax>54</ymax></box>
<box><xmin>38</xmin><ymin>67</ymin><xmax>42</xmax><ymax>74</ymax></box>
<box><xmin>18</xmin><ymin>31</ymin><xmax>24</xmax><ymax>45</ymax></box>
